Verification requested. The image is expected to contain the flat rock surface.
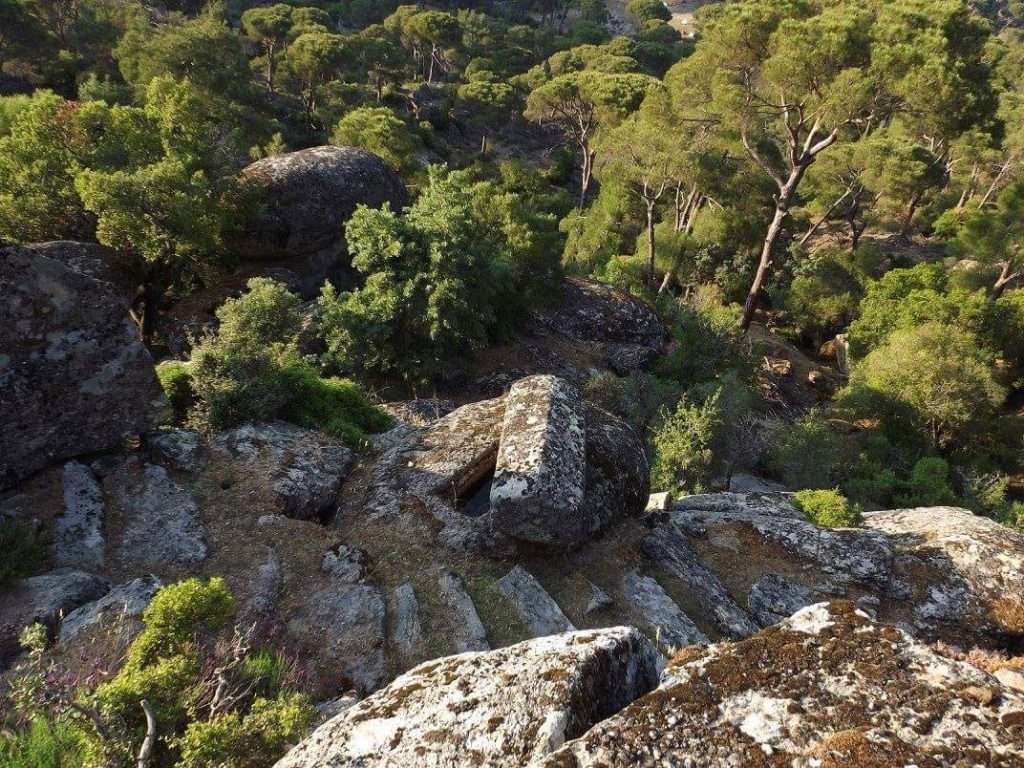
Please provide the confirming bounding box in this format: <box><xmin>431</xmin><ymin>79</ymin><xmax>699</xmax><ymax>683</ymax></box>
<box><xmin>274</xmin><ymin>627</ymin><xmax>661</xmax><ymax>768</ymax></box>
<box><xmin>55</xmin><ymin>462</ymin><xmax>105</xmax><ymax>570</ymax></box>
<box><xmin>622</xmin><ymin>571</ymin><xmax>706</xmax><ymax>652</ymax></box>
<box><xmin>543</xmin><ymin>602</ymin><xmax>1024</xmax><ymax>766</ymax></box>
<box><xmin>58</xmin><ymin>575</ymin><xmax>161</xmax><ymax>642</ymax></box>
<box><xmin>437</xmin><ymin>571</ymin><xmax>490</xmax><ymax>653</ymax></box>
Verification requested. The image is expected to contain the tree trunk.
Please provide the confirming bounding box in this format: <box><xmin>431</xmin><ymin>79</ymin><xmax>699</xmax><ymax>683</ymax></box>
<box><xmin>646</xmin><ymin>197</ymin><xmax>657</xmax><ymax>287</ymax></box>
<box><xmin>798</xmin><ymin>187</ymin><xmax>851</xmax><ymax>247</ymax></box>
<box><xmin>266</xmin><ymin>43</ymin><xmax>276</xmax><ymax>93</ymax></box>
<box><xmin>740</xmin><ymin>166</ymin><xmax>806</xmax><ymax>331</ymax></box>
<box><xmin>657</xmin><ymin>268</ymin><xmax>674</xmax><ymax>295</ymax></box>
<box><xmin>900</xmin><ymin>189</ymin><xmax>924</xmax><ymax>237</ymax></box>
<box><xmin>578</xmin><ymin>144</ymin><xmax>595</xmax><ymax>210</ymax></box>
<box><xmin>480</xmin><ymin>134</ymin><xmax>488</xmax><ymax>156</ymax></box>
<box><xmin>991</xmin><ymin>260</ymin><xmax>1017</xmax><ymax>301</ymax></box>
<box><xmin>427</xmin><ymin>45</ymin><xmax>435</xmax><ymax>84</ymax></box>
<box><xmin>137</xmin><ymin>700</ymin><xmax>157</xmax><ymax>768</ymax></box>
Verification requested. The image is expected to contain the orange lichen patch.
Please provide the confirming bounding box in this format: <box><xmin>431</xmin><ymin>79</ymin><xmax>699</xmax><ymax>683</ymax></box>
<box><xmin>808</xmin><ymin>730</ymin><xmax>927</xmax><ymax>768</ymax></box>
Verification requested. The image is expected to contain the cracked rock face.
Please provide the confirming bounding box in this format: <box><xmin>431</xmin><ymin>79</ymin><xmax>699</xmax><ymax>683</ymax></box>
<box><xmin>0</xmin><ymin>244</ymin><xmax>165</xmax><ymax>488</ymax></box>
<box><xmin>273</xmin><ymin>627</ymin><xmax>661</xmax><ymax>768</ymax></box>
<box><xmin>543</xmin><ymin>602</ymin><xmax>1024</xmax><ymax>767</ymax></box>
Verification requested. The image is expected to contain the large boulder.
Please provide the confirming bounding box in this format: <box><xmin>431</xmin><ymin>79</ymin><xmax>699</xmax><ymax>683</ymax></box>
<box><xmin>0</xmin><ymin>244</ymin><xmax>165</xmax><ymax>488</ymax></box>
<box><xmin>237</xmin><ymin>146</ymin><xmax>408</xmax><ymax>292</ymax></box>
<box><xmin>543</xmin><ymin>602</ymin><xmax>1024</xmax><ymax>766</ymax></box>
<box><xmin>490</xmin><ymin>376</ymin><xmax>587</xmax><ymax>545</ymax></box>
<box><xmin>273</xmin><ymin>627</ymin><xmax>661</xmax><ymax>768</ymax></box>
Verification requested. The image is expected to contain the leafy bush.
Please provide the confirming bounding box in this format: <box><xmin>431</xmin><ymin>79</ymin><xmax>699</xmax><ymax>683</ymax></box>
<box><xmin>767</xmin><ymin>411</ymin><xmax>847</xmax><ymax>490</ymax></box>
<box><xmin>649</xmin><ymin>391</ymin><xmax>723</xmax><ymax>495</ymax></box>
<box><xmin>584</xmin><ymin>371</ymin><xmax>684</xmax><ymax>435</ymax></box>
<box><xmin>319</xmin><ymin>167</ymin><xmax>554</xmax><ymax>384</ymax></box>
<box><xmin>156</xmin><ymin>360</ymin><xmax>194</xmax><ymax>423</ymax></box>
<box><xmin>332</xmin><ymin>107</ymin><xmax>422</xmax><ymax>175</ymax></box>
<box><xmin>893</xmin><ymin>457</ymin><xmax>957</xmax><ymax>507</ymax></box>
<box><xmin>0</xmin><ymin>518</ymin><xmax>45</xmax><ymax>587</ymax></box>
<box><xmin>793</xmin><ymin>489</ymin><xmax>863</xmax><ymax>528</ymax></box>
<box><xmin>176</xmin><ymin>693</ymin><xmax>314</xmax><ymax>768</ymax></box>
<box><xmin>847</xmin><ymin>323</ymin><xmax>1005</xmax><ymax>450</ymax></box>
<box><xmin>0</xmin><ymin>717</ymin><xmax>94</xmax><ymax>768</ymax></box>
<box><xmin>655</xmin><ymin>291</ymin><xmax>746</xmax><ymax>389</ymax></box>
<box><xmin>188</xmin><ymin>278</ymin><xmax>387</xmax><ymax>444</ymax></box>
<box><xmin>628</xmin><ymin>0</ymin><xmax>672</xmax><ymax>23</ymax></box>
<box><xmin>95</xmin><ymin>577</ymin><xmax>235</xmax><ymax>726</ymax></box>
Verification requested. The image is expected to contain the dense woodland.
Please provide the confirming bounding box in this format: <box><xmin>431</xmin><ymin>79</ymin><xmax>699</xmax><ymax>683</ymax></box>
<box><xmin>3</xmin><ymin>0</ymin><xmax>1024</xmax><ymax>764</ymax></box>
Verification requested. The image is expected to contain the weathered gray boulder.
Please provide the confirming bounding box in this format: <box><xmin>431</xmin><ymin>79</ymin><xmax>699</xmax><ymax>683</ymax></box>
<box><xmin>321</xmin><ymin>544</ymin><xmax>368</xmax><ymax>583</ymax></box>
<box><xmin>55</xmin><ymin>462</ymin><xmax>105</xmax><ymax>570</ymax></box>
<box><xmin>747</xmin><ymin>573</ymin><xmax>819</xmax><ymax>628</ymax></box>
<box><xmin>581</xmin><ymin>403</ymin><xmax>649</xmax><ymax>540</ymax></box>
<box><xmin>640</xmin><ymin>521</ymin><xmax>758</xmax><ymax>638</ymax></box>
<box><xmin>543</xmin><ymin>602</ymin><xmax>1024</xmax><ymax>766</ymax></box>
<box><xmin>0</xmin><ymin>569</ymin><xmax>109</xmax><ymax>659</ymax></box>
<box><xmin>497</xmin><ymin>566</ymin><xmax>575</xmax><ymax>637</ymax></box>
<box><xmin>58</xmin><ymin>575</ymin><xmax>161</xmax><ymax>643</ymax></box>
<box><xmin>0</xmin><ymin>244</ymin><xmax>165</xmax><ymax>488</ymax></box>
<box><xmin>212</xmin><ymin>422</ymin><xmax>353</xmax><ymax>521</ymax></box>
<box><xmin>237</xmin><ymin>146</ymin><xmax>407</xmax><ymax>292</ymax></box>
<box><xmin>112</xmin><ymin>462</ymin><xmax>207</xmax><ymax>569</ymax></box>
<box><xmin>273</xmin><ymin>627</ymin><xmax>661</xmax><ymax>768</ymax></box>
<box><xmin>533</xmin><ymin>278</ymin><xmax>665</xmax><ymax>351</ymax></box>
<box><xmin>286</xmin><ymin>583</ymin><xmax>386</xmax><ymax>693</ymax></box>
<box><xmin>865</xmin><ymin>506</ymin><xmax>1024</xmax><ymax>637</ymax></box>
<box><xmin>145</xmin><ymin>429</ymin><xmax>203</xmax><ymax>473</ymax></box>
<box><xmin>491</xmin><ymin>376</ymin><xmax>586</xmax><ymax>546</ymax></box>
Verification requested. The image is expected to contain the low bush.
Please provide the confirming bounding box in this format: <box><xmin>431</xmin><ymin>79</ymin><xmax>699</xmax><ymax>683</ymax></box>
<box><xmin>793</xmin><ymin>489</ymin><xmax>863</xmax><ymax>528</ymax></box>
<box><xmin>0</xmin><ymin>518</ymin><xmax>45</xmax><ymax>587</ymax></box>
<box><xmin>893</xmin><ymin>457</ymin><xmax>957</xmax><ymax>507</ymax></box>
<box><xmin>156</xmin><ymin>360</ymin><xmax>194</xmax><ymax>423</ymax></box>
<box><xmin>649</xmin><ymin>391</ymin><xmax>723</xmax><ymax>495</ymax></box>
<box><xmin>583</xmin><ymin>371</ymin><xmax>684</xmax><ymax>435</ymax></box>
<box><xmin>0</xmin><ymin>717</ymin><xmax>94</xmax><ymax>768</ymax></box>
<box><xmin>767</xmin><ymin>411</ymin><xmax>847</xmax><ymax>491</ymax></box>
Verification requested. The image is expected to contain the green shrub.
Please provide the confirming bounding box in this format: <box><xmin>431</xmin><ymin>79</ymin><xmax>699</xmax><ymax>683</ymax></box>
<box><xmin>1000</xmin><ymin>502</ymin><xmax>1024</xmax><ymax>531</ymax></box>
<box><xmin>332</xmin><ymin>107</ymin><xmax>422</xmax><ymax>175</ymax></box>
<box><xmin>793</xmin><ymin>489</ymin><xmax>863</xmax><ymax>528</ymax></box>
<box><xmin>176</xmin><ymin>693</ymin><xmax>314</xmax><ymax>768</ymax></box>
<box><xmin>156</xmin><ymin>360</ymin><xmax>194</xmax><ymax>423</ymax></box>
<box><xmin>0</xmin><ymin>717</ymin><xmax>95</xmax><ymax>768</ymax></box>
<box><xmin>847</xmin><ymin>323</ymin><xmax>1005</xmax><ymax>451</ymax></box>
<box><xmin>893</xmin><ymin>457</ymin><xmax>957</xmax><ymax>507</ymax></box>
<box><xmin>649</xmin><ymin>391</ymin><xmax>723</xmax><ymax>495</ymax></box>
<box><xmin>583</xmin><ymin>371</ymin><xmax>684</xmax><ymax>435</ymax></box>
<box><xmin>627</xmin><ymin>0</ymin><xmax>671</xmax><ymax>23</ymax></box>
<box><xmin>280</xmin><ymin>365</ymin><xmax>392</xmax><ymax>447</ymax></box>
<box><xmin>0</xmin><ymin>518</ymin><xmax>45</xmax><ymax>587</ymax></box>
<box><xmin>188</xmin><ymin>278</ymin><xmax>387</xmax><ymax>444</ymax></box>
<box><xmin>655</xmin><ymin>294</ymin><xmax>746</xmax><ymax>389</ymax></box>
<box><xmin>768</xmin><ymin>411</ymin><xmax>847</xmax><ymax>490</ymax></box>
<box><xmin>95</xmin><ymin>577</ymin><xmax>235</xmax><ymax>726</ymax></box>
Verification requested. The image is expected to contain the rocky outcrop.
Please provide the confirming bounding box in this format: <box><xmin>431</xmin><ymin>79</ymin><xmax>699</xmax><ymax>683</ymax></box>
<box><xmin>58</xmin><ymin>575</ymin><xmax>161</xmax><ymax>643</ymax></box>
<box><xmin>491</xmin><ymin>376</ymin><xmax>586</xmax><ymax>546</ymax></box>
<box><xmin>543</xmin><ymin>602</ymin><xmax>1024</xmax><ymax>766</ymax></box>
<box><xmin>274</xmin><ymin>627</ymin><xmax>661</xmax><ymax>768</ymax></box>
<box><xmin>534</xmin><ymin>278</ymin><xmax>665</xmax><ymax>352</ymax></box>
<box><xmin>391</xmin><ymin>583</ymin><xmax>423</xmax><ymax>659</ymax></box>
<box><xmin>55</xmin><ymin>462</ymin><xmax>105</xmax><ymax>570</ymax></box>
<box><xmin>0</xmin><ymin>243</ymin><xmax>165</xmax><ymax>488</ymax></box>
<box><xmin>145</xmin><ymin>429</ymin><xmax>203</xmax><ymax>473</ymax></box>
<box><xmin>671</xmin><ymin>493</ymin><xmax>1024</xmax><ymax>643</ymax></box>
<box><xmin>865</xmin><ymin>507</ymin><xmax>1024</xmax><ymax>637</ymax></box>
<box><xmin>0</xmin><ymin>569</ymin><xmax>109</xmax><ymax>659</ymax></box>
<box><xmin>212</xmin><ymin>422</ymin><xmax>353</xmax><ymax>521</ymax></box>
<box><xmin>237</xmin><ymin>146</ymin><xmax>408</xmax><ymax>293</ymax></box>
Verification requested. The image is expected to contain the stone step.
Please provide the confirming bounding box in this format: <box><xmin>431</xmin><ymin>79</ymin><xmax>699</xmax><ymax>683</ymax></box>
<box><xmin>640</xmin><ymin>521</ymin><xmax>758</xmax><ymax>638</ymax></box>
<box><xmin>391</xmin><ymin>582</ymin><xmax>424</xmax><ymax>659</ymax></box>
<box><xmin>622</xmin><ymin>571</ymin><xmax>707</xmax><ymax>652</ymax></box>
<box><xmin>437</xmin><ymin>571</ymin><xmax>490</xmax><ymax>653</ymax></box>
<box><xmin>496</xmin><ymin>565</ymin><xmax>575</xmax><ymax>638</ymax></box>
